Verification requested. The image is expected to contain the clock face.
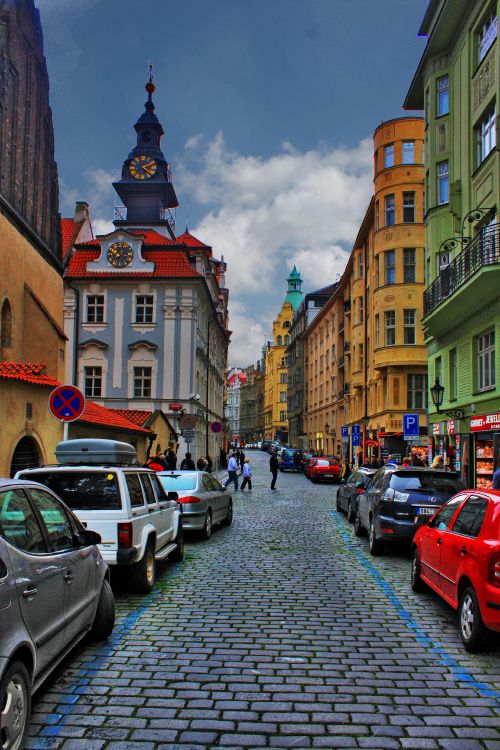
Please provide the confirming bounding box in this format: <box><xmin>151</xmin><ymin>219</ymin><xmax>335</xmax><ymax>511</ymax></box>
<box><xmin>129</xmin><ymin>155</ymin><xmax>157</xmax><ymax>180</ymax></box>
<box><xmin>107</xmin><ymin>242</ymin><xmax>133</xmax><ymax>268</ymax></box>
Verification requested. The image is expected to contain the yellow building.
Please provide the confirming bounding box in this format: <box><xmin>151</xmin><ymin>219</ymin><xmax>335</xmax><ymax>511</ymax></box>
<box><xmin>305</xmin><ymin>117</ymin><xmax>427</xmax><ymax>463</ymax></box>
<box><xmin>264</xmin><ymin>268</ymin><xmax>303</xmax><ymax>442</ymax></box>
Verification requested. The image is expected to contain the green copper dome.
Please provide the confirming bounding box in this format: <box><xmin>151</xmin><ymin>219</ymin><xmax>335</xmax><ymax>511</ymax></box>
<box><xmin>284</xmin><ymin>265</ymin><xmax>303</xmax><ymax>311</ymax></box>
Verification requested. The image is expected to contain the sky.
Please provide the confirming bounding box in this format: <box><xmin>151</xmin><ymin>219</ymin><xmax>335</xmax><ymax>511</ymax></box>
<box><xmin>38</xmin><ymin>0</ymin><xmax>428</xmax><ymax>366</ymax></box>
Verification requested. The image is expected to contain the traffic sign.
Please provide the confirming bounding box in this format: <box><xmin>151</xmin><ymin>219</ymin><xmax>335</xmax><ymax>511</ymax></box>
<box><xmin>180</xmin><ymin>413</ymin><xmax>197</xmax><ymax>430</ymax></box>
<box><xmin>182</xmin><ymin>429</ymin><xmax>195</xmax><ymax>443</ymax></box>
<box><xmin>210</xmin><ymin>421</ymin><xmax>223</xmax><ymax>434</ymax></box>
<box><xmin>49</xmin><ymin>385</ymin><xmax>85</xmax><ymax>422</ymax></box>
<box><xmin>352</xmin><ymin>425</ymin><xmax>360</xmax><ymax>435</ymax></box>
<box><xmin>403</xmin><ymin>413</ymin><xmax>419</xmax><ymax>440</ymax></box>
<box><xmin>169</xmin><ymin>403</ymin><xmax>183</xmax><ymax>411</ymax></box>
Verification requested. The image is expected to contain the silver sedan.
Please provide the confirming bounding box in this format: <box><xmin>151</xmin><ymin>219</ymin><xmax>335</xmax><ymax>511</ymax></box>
<box><xmin>157</xmin><ymin>471</ymin><xmax>233</xmax><ymax>539</ymax></box>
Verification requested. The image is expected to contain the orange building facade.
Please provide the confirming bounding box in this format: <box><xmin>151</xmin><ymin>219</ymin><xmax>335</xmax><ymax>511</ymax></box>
<box><xmin>304</xmin><ymin>117</ymin><xmax>427</xmax><ymax>463</ymax></box>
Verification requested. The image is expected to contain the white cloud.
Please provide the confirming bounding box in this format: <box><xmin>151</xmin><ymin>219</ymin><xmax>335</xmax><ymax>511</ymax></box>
<box><xmin>92</xmin><ymin>218</ymin><xmax>115</xmax><ymax>236</ymax></box>
<box><xmin>177</xmin><ymin>133</ymin><xmax>373</xmax><ymax>367</ymax></box>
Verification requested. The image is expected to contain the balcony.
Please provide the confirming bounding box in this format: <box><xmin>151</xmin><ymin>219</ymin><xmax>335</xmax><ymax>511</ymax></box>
<box><xmin>424</xmin><ymin>224</ymin><xmax>500</xmax><ymax>320</ymax></box>
<box><xmin>114</xmin><ymin>205</ymin><xmax>176</xmax><ymax>231</ymax></box>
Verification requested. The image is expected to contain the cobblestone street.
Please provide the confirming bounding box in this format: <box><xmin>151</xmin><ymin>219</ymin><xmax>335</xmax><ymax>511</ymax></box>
<box><xmin>27</xmin><ymin>451</ymin><xmax>500</xmax><ymax>750</ymax></box>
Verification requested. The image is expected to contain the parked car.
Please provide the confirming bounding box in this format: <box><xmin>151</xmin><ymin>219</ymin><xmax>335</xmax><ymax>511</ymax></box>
<box><xmin>355</xmin><ymin>466</ymin><xmax>465</xmax><ymax>555</ymax></box>
<box><xmin>309</xmin><ymin>458</ymin><xmax>341</xmax><ymax>483</ymax></box>
<box><xmin>412</xmin><ymin>489</ymin><xmax>500</xmax><ymax>652</ymax></box>
<box><xmin>280</xmin><ymin>449</ymin><xmax>304</xmax><ymax>472</ymax></box>
<box><xmin>17</xmin><ymin>439</ymin><xmax>184</xmax><ymax>594</ymax></box>
<box><xmin>304</xmin><ymin>455</ymin><xmax>318</xmax><ymax>479</ymax></box>
<box><xmin>336</xmin><ymin>467</ymin><xmax>376</xmax><ymax>521</ymax></box>
<box><xmin>261</xmin><ymin>440</ymin><xmax>272</xmax><ymax>452</ymax></box>
<box><xmin>157</xmin><ymin>471</ymin><xmax>232</xmax><ymax>539</ymax></box>
<box><xmin>0</xmin><ymin>477</ymin><xmax>115</xmax><ymax>750</ymax></box>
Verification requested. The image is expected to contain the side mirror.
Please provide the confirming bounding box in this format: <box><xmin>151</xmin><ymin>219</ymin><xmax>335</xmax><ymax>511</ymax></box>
<box><xmin>82</xmin><ymin>529</ymin><xmax>102</xmax><ymax>546</ymax></box>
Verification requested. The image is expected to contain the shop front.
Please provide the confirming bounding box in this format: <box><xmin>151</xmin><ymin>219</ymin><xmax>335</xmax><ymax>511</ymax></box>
<box><xmin>430</xmin><ymin>419</ymin><xmax>468</xmax><ymax>485</ymax></box>
<box><xmin>469</xmin><ymin>412</ymin><xmax>500</xmax><ymax>490</ymax></box>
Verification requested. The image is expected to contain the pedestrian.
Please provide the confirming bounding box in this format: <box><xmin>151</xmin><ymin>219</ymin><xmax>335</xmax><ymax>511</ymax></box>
<box><xmin>241</xmin><ymin>458</ymin><xmax>252</xmax><ymax>490</ymax></box>
<box><xmin>165</xmin><ymin>448</ymin><xmax>177</xmax><ymax>470</ymax></box>
<box><xmin>197</xmin><ymin>456</ymin><xmax>208</xmax><ymax>470</ymax></box>
<box><xmin>385</xmin><ymin>454</ymin><xmax>398</xmax><ymax>466</ymax></box>
<box><xmin>146</xmin><ymin>456</ymin><xmax>165</xmax><ymax>473</ymax></box>
<box><xmin>224</xmin><ymin>453</ymin><xmax>239</xmax><ymax>491</ymax></box>
<box><xmin>239</xmin><ymin>450</ymin><xmax>245</xmax><ymax>470</ymax></box>
<box><xmin>410</xmin><ymin>448</ymin><xmax>425</xmax><ymax>466</ymax></box>
<box><xmin>270</xmin><ymin>449</ymin><xmax>279</xmax><ymax>489</ymax></box>
<box><xmin>220</xmin><ymin>447</ymin><xmax>227</xmax><ymax>470</ymax></box>
<box><xmin>431</xmin><ymin>454</ymin><xmax>444</xmax><ymax>470</ymax></box>
<box><xmin>205</xmin><ymin>454</ymin><xmax>213</xmax><ymax>473</ymax></box>
<box><xmin>153</xmin><ymin>450</ymin><xmax>167</xmax><ymax>469</ymax></box>
<box><xmin>492</xmin><ymin>465</ymin><xmax>500</xmax><ymax>489</ymax></box>
<box><xmin>180</xmin><ymin>452</ymin><xmax>196</xmax><ymax>470</ymax></box>
<box><xmin>293</xmin><ymin>450</ymin><xmax>302</xmax><ymax>472</ymax></box>
<box><xmin>401</xmin><ymin>457</ymin><xmax>411</xmax><ymax>467</ymax></box>
<box><xmin>340</xmin><ymin>458</ymin><xmax>351</xmax><ymax>483</ymax></box>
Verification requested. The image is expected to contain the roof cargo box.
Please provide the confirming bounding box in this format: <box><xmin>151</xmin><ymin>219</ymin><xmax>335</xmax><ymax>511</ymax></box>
<box><xmin>55</xmin><ymin>439</ymin><xmax>138</xmax><ymax>466</ymax></box>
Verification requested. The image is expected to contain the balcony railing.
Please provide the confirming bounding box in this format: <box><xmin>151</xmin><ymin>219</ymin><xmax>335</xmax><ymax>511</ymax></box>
<box><xmin>114</xmin><ymin>205</ymin><xmax>176</xmax><ymax>231</ymax></box>
<box><xmin>424</xmin><ymin>223</ymin><xmax>500</xmax><ymax>316</ymax></box>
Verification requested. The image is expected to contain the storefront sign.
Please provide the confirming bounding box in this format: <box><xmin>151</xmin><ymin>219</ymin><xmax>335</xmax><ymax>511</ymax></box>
<box><xmin>432</xmin><ymin>422</ymin><xmax>441</xmax><ymax>436</ymax></box>
<box><xmin>446</xmin><ymin>420</ymin><xmax>455</xmax><ymax>435</ymax></box>
<box><xmin>470</xmin><ymin>412</ymin><xmax>500</xmax><ymax>431</ymax></box>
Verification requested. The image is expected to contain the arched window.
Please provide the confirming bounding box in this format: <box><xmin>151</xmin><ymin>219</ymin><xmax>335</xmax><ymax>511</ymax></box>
<box><xmin>10</xmin><ymin>436</ymin><xmax>41</xmax><ymax>477</ymax></box>
<box><xmin>1</xmin><ymin>299</ymin><xmax>13</xmax><ymax>356</ymax></box>
<box><xmin>276</xmin><ymin>335</ymin><xmax>282</xmax><ymax>346</ymax></box>
<box><xmin>283</xmin><ymin>321</ymin><xmax>290</xmax><ymax>328</ymax></box>
<box><xmin>285</xmin><ymin>335</ymin><xmax>290</xmax><ymax>345</ymax></box>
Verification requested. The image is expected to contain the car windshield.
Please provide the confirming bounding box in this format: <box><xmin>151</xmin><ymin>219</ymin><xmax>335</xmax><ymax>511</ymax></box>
<box><xmin>158</xmin><ymin>474</ymin><xmax>197</xmax><ymax>491</ymax></box>
<box><xmin>316</xmin><ymin>460</ymin><xmax>329</xmax><ymax>466</ymax></box>
<box><xmin>328</xmin><ymin>460</ymin><xmax>339</xmax><ymax>466</ymax></box>
<box><xmin>21</xmin><ymin>471</ymin><xmax>121</xmax><ymax>510</ymax></box>
<box><xmin>389</xmin><ymin>471</ymin><xmax>464</xmax><ymax>494</ymax></box>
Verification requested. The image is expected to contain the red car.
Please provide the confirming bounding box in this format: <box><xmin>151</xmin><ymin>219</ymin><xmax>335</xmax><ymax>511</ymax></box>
<box><xmin>412</xmin><ymin>490</ymin><xmax>500</xmax><ymax>652</ymax></box>
<box><xmin>309</xmin><ymin>458</ymin><xmax>341</xmax><ymax>483</ymax></box>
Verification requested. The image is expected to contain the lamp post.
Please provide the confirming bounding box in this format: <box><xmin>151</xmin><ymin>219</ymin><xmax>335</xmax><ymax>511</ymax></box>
<box><xmin>430</xmin><ymin>376</ymin><xmax>465</xmax><ymax>421</ymax></box>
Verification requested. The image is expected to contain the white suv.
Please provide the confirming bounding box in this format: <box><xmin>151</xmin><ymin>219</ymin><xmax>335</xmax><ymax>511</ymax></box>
<box><xmin>17</xmin><ymin>440</ymin><xmax>183</xmax><ymax>594</ymax></box>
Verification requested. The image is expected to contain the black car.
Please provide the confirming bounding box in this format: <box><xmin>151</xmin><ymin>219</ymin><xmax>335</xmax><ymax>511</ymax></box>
<box><xmin>336</xmin><ymin>467</ymin><xmax>376</xmax><ymax>522</ymax></box>
<box><xmin>355</xmin><ymin>466</ymin><xmax>465</xmax><ymax>555</ymax></box>
<box><xmin>261</xmin><ymin>440</ymin><xmax>272</xmax><ymax>452</ymax></box>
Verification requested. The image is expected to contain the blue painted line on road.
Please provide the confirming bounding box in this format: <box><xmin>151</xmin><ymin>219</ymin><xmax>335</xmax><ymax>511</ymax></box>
<box><xmin>37</xmin><ymin>561</ymin><xmax>186</xmax><ymax>738</ymax></box>
<box><xmin>330</xmin><ymin>509</ymin><xmax>500</xmax><ymax>704</ymax></box>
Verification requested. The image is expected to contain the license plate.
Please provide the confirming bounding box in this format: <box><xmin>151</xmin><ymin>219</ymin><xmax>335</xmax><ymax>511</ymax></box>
<box><xmin>416</xmin><ymin>507</ymin><xmax>435</xmax><ymax>515</ymax></box>
<box><xmin>324</xmin><ymin>474</ymin><xmax>333</xmax><ymax>477</ymax></box>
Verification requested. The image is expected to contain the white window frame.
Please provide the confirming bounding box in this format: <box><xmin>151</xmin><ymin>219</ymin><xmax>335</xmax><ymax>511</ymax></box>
<box><xmin>385</xmin><ymin>194</ymin><xmax>395</xmax><ymax>226</ymax></box>
<box><xmin>436</xmin><ymin>75</ymin><xmax>449</xmax><ymax>116</ymax></box>
<box><xmin>477</xmin><ymin>107</ymin><xmax>496</xmax><ymax>165</ymax></box>
<box><xmin>134</xmin><ymin>293</ymin><xmax>155</xmax><ymax>325</ymax></box>
<box><xmin>479</xmin><ymin>10</ymin><xmax>497</xmax><ymax>62</ymax></box>
<box><xmin>403</xmin><ymin>192</ymin><xmax>416</xmax><ymax>223</ymax></box>
<box><xmin>133</xmin><ymin>366</ymin><xmax>153</xmax><ymax>398</ymax></box>
<box><xmin>403</xmin><ymin>309</ymin><xmax>416</xmax><ymax>345</ymax></box>
<box><xmin>437</xmin><ymin>161</ymin><xmax>449</xmax><ymax>205</ymax></box>
<box><xmin>384</xmin><ymin>144</ymin><xmax>394</xmax><ymax>168</ymax></box>
<box><xmin>385</xmin><ymin>250</ymin><xmax>395</xmax><ymax>285</ymax></box>
<box><xmin>407</xmin><ymin>374</ymin><xmax>427</xmax><ymax>409</ymax></box>
<box><xmin>385</xmin><ymin>310</ymin><xmax>396</xmax><ymax>347</ymax></box>
<box><xmin>477</xmin><ymin>330</ymin><xmax>495</xmax><ymax>391</ymax></box>
<box><xmin>403</xmin><ymin>248</ymin><xmax>416</xmax><ymax>283</ymax></box>
<box><xmin>85</xmin><ymin>294</ymin><xmax>105</xmax><ymax>324</ymax></box>
<box><xmin>83</xmin><ymin>366</ymin><xmax>102</xmax><ymax>398</ymax></box>
<box><xmin>402</xmin><ymin>141</ymin><xmax>415</xmax><ymax>164</ymax></box>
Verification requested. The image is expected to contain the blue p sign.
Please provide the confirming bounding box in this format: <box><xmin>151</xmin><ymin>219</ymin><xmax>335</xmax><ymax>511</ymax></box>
<box><xmin>403</xmin><ymin>413</ymin><xmax>419</xmax><ymax>437</ymax></box>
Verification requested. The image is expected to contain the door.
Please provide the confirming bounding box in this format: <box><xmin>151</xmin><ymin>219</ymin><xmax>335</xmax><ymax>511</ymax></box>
<box><xmin>124</xmin><ymin>472</ymin><xmax>148</xmax><ymax>547</ymax></box>
<box><xmin>360</xmin><ymin>469</ymin><xmax>385</xmax><ymax>530</ymax></box>
<box><xmin>145</xmin><ymin>473</ymin><xmax>177</xmax><ymax>550</ymax></box>
<box><xmin>207</xmin><ymin>476</ymin><xmax>230</xmax><ymax>521</ymax></box>
<box><xmin>29</xmin><ymin>487</ymin><xmax>97</xmax><ymax>645</ymax></box>
<box><xmin>438</xmin><ymin>494</ymin><xmax>488</xmax><ymax>604</ymax></box>
<box><xmin>420</xmin><ymin>494</ymin><xmax>467</xmax><ymax>588</ymax></box>
<box><xmin>0</xmin><ymin>488</ymin><xmax>66</xmax><ymax>673</ymax></box>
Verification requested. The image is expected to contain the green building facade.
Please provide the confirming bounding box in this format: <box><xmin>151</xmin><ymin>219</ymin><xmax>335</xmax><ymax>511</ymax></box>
<box><xmin>405</xmin><ymin>0</ymin><xmax>500</xmax><ymax>488</ymax></box>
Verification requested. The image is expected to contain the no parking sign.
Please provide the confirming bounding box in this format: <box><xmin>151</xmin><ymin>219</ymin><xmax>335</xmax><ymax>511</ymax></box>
<box><xmin>49</xmin><ymin>385</ymin><xmax>86</xmax><ymax>422</ymax></box>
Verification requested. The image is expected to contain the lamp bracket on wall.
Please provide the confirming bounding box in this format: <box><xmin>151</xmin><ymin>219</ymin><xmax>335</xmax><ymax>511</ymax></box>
<box><xmin>445</xmin><ymin>408</ymin><xmax>465</xmax><ymax>421</ymax></box>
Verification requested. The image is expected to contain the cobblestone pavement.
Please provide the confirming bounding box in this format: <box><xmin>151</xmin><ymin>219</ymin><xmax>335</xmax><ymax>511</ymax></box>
<box><xmin>27</xmin><ymin>451</ymin><xmax>500</xmax><ymax>750</ymax></box>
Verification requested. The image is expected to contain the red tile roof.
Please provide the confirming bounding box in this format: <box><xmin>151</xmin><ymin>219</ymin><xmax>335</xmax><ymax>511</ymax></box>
<box><xmin>65</xmin><ymin>248</ymin><xmax>198</xmax><ymax>279</ymax></box>
<box><xmin>108</xmin><ymin>409</ymin><xmax>153</xmax><ymax>427</ymax></box>
<box><xmin>175</xmin><ymin>230</ymin><xmax>210</xmax><ymax>248</ymax></box>
<box><xmin>0</xmin><ymin>362</ymin><xmax>60</xmax><ymax>387</ymax></box>
<box><xmin>78</xmin><ymin>401</ymin><xmax>151</xmax><ymax>434</ymax></box>
<box><xmin>61</xmin><ymin>218</ymin><xmax>84</xmax><ymax>261</ymax></box>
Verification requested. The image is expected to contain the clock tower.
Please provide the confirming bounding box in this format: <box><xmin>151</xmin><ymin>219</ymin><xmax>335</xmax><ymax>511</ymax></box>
<box><xmin>113</xmin><ymin>67</ymin><xmax>179</xmax><ymax>239</ymax></box>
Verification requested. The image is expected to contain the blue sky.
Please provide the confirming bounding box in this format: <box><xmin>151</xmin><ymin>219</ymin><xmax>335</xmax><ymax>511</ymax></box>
<box><xmin>38</xmin><ymin>0</ymin><xmax>428</xmax><ymax>365</ymax></box>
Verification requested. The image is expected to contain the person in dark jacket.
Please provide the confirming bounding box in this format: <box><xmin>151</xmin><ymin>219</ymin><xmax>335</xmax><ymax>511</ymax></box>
<box><xmin>239</xmin><ymin>450</ymin><xmax>245</xmax><ymax>470</ymax></box>
<box><xmin>180</xmin><ymin>452</ymin><xmax>196</xmax><ymax>470</ymax></box>
<box><xmin>165</xmin><ymin>449</ymin><xmax>177</xmax><ymax>470</ymax></box>
<box><xmin>270</xmin><ymin>450</ymin><xmax>279</xmax><ymax>489</ymax></box>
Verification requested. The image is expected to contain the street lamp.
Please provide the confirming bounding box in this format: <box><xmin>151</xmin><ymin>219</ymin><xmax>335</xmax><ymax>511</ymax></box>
<box><xmin>430</xmin><ymin>377</ymin><xmax>445</xmax><ymax>413</ymax></box>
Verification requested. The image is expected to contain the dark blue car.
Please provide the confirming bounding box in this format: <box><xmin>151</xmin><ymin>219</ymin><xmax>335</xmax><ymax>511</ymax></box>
<box><xmin>280</xmin><ymin>449</ymin><xmax>303</xmax><ymax>472</ymax></box>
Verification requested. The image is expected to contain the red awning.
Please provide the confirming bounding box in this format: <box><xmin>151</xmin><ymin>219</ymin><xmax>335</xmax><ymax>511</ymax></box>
<box><xmin>365</xmin><ymin>439</ymin><xmax>379</xmax><ymax>447</ymax></box>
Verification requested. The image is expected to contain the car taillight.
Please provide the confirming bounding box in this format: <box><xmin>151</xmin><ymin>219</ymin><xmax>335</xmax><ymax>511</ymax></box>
<box><xmin>488</xmin><ymin>551</ymin><xmax>500</xmax><ymax>588</ymax></box>
<box><xmin>118</xmin><ymin>522</ymin><xmax>132</xmax><ymax>548</ymax></box>
<box><xmin>177</xmin><ymin>495</ymin><xmax>202</xmax><ymax>504</ymax></box>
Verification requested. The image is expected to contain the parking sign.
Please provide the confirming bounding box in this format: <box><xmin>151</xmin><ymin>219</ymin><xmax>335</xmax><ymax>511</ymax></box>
<box><xmin>403</xmin><ymin>413</ymin><xmax>419</xmax><ymax>440</ymax></box>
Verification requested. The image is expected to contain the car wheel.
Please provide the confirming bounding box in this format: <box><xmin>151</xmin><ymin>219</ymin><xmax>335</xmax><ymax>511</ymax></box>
<box><xmin>354</xmin><ymin>507</ymin><xmax>365</xmax><ymax>537</ymax></box>
<box><xmin>201</xmin><ymin>510</ymin><xmax>212</xmax><ymax>540</ymax></box>
<box><xmin>169</xmin><ymin>522</ymin><xmax>184</xmax><ymax>562</ymax></box>
<box><xmin>131</xmin><ymin>539</ymin><xmax>156</xmax><ymax>594</ymax></box>
<box><xmin>221</xmin><ymin>500</ymin><xmax>233</xmax><ymax>527</ymax></box>
<box><xmin>347</xmin><ymin>499</ymin><xmax>355</xmax><ymax>523</ymax></box>
<box><xmin>369</xmin><ymin>518</ymin><xmax>384</xmax><ymax>555</ymax></box>
<box><xmin>89</xmin><ymin>579</ymin><xmax>115</xmax><ymax>640</ymax></box>
<box><xmin>0</xmin><ymin>660</ymin><xmax>31</xmax><ymax>750</ymax></box>
<box><xmin>410</xmin><ymin>549</ymin><xmax>426</xmax><ymax>593</ymax></box>
<box><xmin>459</xmin><ymin>585</ymin><xmax>488</xmax><ymax>652</ymax></box>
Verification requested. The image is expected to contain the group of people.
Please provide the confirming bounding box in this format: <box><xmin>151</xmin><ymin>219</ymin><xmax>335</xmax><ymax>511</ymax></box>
<box><xmin>145</xmin><ymin>448</ymin><xmax>213</xmax><ymax>474</ymax></box>
<box><xmin>224</xmin><ymin>451</ymin><xmax>252</xmax><ymax>491</ymax></box>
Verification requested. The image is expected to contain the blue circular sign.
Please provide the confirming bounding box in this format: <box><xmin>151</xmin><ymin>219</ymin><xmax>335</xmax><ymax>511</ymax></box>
<box><xmin>210</xmin><ymin>421</ymin><xmax>223</xmax><ymax>434</ymax></box>
<box><xmin>49</xmin><ymin>385</ymin><xmax>86</xmax><ymax>422</ymax></box>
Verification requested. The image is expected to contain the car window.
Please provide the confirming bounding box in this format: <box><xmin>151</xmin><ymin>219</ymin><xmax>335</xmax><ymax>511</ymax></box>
<box><xmin>389</xmin><ymin>472</ymin><xmax>464</xmax><ymax>494</ymax></box>
<box><xmin>316</xmin><ymin>460</ymin><xmax>329</xmax><ymax>467</ymax></box>
<box><xmin>428</xmin><ymin>495</ymin><xmax>466</xmax><ymax>530</ymax></box>
<box><xmin>159</xmin><ymin>474</ymin><xmax>198</xmax><ymax>491</ymax></box>
<box><xmin>139</xmin><ymin>474</ymin><xmax>157</xmax><ymax>505</ymax></box>
<box><xmin>212</xmin><ymin>478</ymin><xmax>224</xmax><ymax>491</ymax></box>
<box><xmin>21</xmin><ymin>471</ymin><xmax>121</xmax><ymax>511</ymax></box>
<box><xmin>149</xmin><ymin>474</ymin><xmax>169</xmax><ymax>502</ymax></box>
<box><xmin>125</xmin><ymin>474</ymin><xmax>146</xmax><ymax>508</ymax></box>
<box><xmin>451</xmin><ymin>495</ymin><xmax>488</xmax><ymax>538</ymax></box>
<box><xmin>29</xmin><ymin>488</ymin><xmax>77</xmax><ymax>552</ymax></box>
<box><xmin>328</xmin><ymin>460</ymin><xmax>339</xmax><ymax>467</ymax></box>
<box><xmin>202</xmin><ymin>475</ymin><xmax>213</xmax><ymax>492</ymax></box>
<box><xmin>371</xmin><ymin>470</ymin><xmax>387</xmax><ymax>491</ymax></box>
<box><xmin>0</xmin><ymin>488</ymin><xmax>47</xmax><ymax>553</ymax></box>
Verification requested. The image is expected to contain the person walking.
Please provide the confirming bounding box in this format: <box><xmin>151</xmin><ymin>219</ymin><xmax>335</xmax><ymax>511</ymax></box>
<box><xmin>205</xmin><ymin>455</ymin><xmax>213</xmax><ymax>473</ymax></box>
<box><xmin>197</xmin><ymin>456</ymin><xmax>208</xmax><ymax>470</ymax></box>
<box><xmin>224</xmin><ymin>453</ymin><xmax>239</xmax><ymax>491</ymax></box>
<box><xmin>180</xmin><ymin>452</ymin><xmax>196</xmax><ymax>470</ymax></box>
<box><xmin>241</xmin><ymin>459</ymin><xmax>252</xmax><ymax>490</ymax></box>
<box><xmin>239</xmin><ymin>450</ymin><xmax>246</xmax><ymax>470</ymax></box>
<box><xmin>165</xmin><ymin>449</ymin><xmax>177</xmax><ymax>470</ymax></box>
<box><xmin>340</xmin><ymin>458</ymin><xmax>351</xmax><ymax>483</ymax></box>
<box><xmin>270</xmin><ymin>449</ymin><xmax>279</xmax><ymax>490</ymax></box>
